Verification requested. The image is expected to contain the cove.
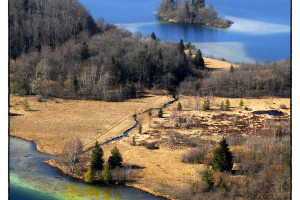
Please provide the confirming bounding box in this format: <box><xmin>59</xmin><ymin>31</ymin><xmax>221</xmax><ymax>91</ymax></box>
<box><xmin>78</xmin><ymin>0</ymin><xmax>290</xmax><ymax>63</ymax></box>
<box><xmin>9</xmin><ymin>136</ymin><xmax>167</xmax><ymax>200</ymax></box>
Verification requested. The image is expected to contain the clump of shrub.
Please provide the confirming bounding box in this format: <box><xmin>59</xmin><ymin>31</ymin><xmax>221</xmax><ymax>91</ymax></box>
<box><xmin>143</xmin><ymin>141</ymin><xmax>159</xmax><ymax>150</ymax></box>
<box><xmin>181</xmin><ymin>147</ymin><xmax>207</xmax><ymax>163</ymax></box>
<box><xmin>169</xmin><ymin>132</ymin><xmax>197</xmax><ymax>147</ymax></box>
<box><xmin>36</xmin><ymin>95</ymin><xmax>43</xmax><ymax>102</ymax></box>
<box><xmin>23</xmin><ymin>99</ymin><xmax>29</xmax><ymax>111</ymax></box>
<box><xmin>280</xmin><ymin>104</ymin><xmax>287</xmax><ymax>109</ymax></box>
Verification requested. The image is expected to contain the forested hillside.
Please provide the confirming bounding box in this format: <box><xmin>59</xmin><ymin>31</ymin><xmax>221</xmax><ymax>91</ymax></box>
<box><xmin>9</xmin><ymin>0</ymin><xmax>99</xmax><ymax>60</ymax></box>
<box><xmin>9</xmin><ymin>0</ymin><xmax>290</xmax><ymax>101</ymax></box>
<box><xmin>9</xmin><ymin>0</ymin><xmax>206</xmax><ymax>101</ymax></box>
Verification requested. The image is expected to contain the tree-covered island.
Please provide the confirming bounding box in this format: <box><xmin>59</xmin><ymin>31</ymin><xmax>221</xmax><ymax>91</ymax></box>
<box><xmin>157</xmin><ymin>0</ymin><xmax>233</xmax><ymax>28</ymax></box>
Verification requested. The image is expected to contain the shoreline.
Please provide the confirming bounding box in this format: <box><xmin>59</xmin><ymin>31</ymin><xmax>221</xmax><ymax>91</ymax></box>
<box><xmin>158</xmin><ymin>16</ymin><xmax>233</xmax><ymax>28</ymax></box>
<box><xmin>9</xmin><ymin>134</ymin><xmax>173</xmax><ymax>199</ymax></box>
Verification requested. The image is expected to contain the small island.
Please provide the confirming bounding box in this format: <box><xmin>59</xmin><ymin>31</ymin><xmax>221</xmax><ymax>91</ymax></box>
<box><xmin>157</xmin><ymin>0</ymin><xmax>233</xmax><ymax>28</ymax></box>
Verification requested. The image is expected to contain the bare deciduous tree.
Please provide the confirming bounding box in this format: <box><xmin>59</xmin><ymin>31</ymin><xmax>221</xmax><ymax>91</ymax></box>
<box><xmin>62</xmin><ymin>138</ymin><xmax>83</xmax><ymax>173</ymax></box>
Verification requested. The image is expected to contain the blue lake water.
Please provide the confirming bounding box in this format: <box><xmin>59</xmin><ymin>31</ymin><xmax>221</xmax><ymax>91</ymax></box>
<box><xmin>79</xmin><ymin>0</ymin><xmax>291</xmax><ymax>63</ymax></box>
<box><xmin>9</xmin><ymin>136</ymin><xmax>167</xmax><ymax>200</ymax></box>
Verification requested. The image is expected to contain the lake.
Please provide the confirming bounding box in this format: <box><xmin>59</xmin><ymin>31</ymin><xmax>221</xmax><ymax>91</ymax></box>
<box><xmin>9</xmin><ymin>136</ymin><xmax>167</xmax><ymax>200</ymax></box>
<box><xmin>78</xmin><ymin>0</ymin><xmax>291</xmax><ymax>63</ymax></box>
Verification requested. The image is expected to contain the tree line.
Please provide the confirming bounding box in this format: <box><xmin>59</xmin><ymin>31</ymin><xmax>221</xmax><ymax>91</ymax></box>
<box><xmin>178</xmin><ymin>59</ymin><xmax>291</xmax><ymax>98</ymax></box>
<box><xmin>157</xmin><ymin>0</ymin><xmax>233</xmax><ymax>28</ymax></box>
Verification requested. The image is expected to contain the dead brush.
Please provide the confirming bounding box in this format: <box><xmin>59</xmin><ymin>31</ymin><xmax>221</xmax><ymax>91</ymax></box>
<box><xmin>141</xmin><ymin>141</ymin><xmax>159</xmax><ymax>150</ymax></box>
<box><xmin>181</xmin><ymin>148</ymin><xmax>207</xmax><ymax>163</ymax></box>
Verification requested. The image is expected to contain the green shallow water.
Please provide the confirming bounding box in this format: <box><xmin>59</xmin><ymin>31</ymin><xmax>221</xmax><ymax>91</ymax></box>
<box><xmin>9</xmin><ymin>136</ymin><xmax>167</xmax><ymax>200</ymax></box>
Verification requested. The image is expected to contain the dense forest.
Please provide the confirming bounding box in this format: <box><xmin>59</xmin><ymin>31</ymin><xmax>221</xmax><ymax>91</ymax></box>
<box><xmin>9</xmin><ymin>0</ymin><xmax>99</xmax><ymax>60</ymax></box>
<box><xmin>9</xmin><ymin>0</ymin><xmax>290</xmax><ymax>101</ymax></box>
<box><xmin>157</xmin><ymin>0</ymin><xmax>233</xmax><ymax>28</ymax></box>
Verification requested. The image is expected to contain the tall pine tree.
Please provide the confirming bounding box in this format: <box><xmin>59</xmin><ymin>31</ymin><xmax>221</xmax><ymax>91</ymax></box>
<box><xmin>177</xmin><ymin>39</ymin><xmax>185</xmax><ymax>54</ymax></box>
<box><xmin>194</xmin><ymin>49</ymin><xmax>205</xmax><ymax>68</ymax></box>
<box><xmin>212</xmin><ymin>138</ymin><xmax>233</xmax><ymax>172</ymax></box>
<box><xmin>80</xmin><ymin>41</ymin><xmax>90</xmax><ymax>61</ymax></box>
<box><xmin>90</xmin><ymin>141</ymin><xmax>104</xmax><ymax>171</ymax></box>
<box><xmin>108</xmin><ymin>146</ymin><xmax>123</xmax><ymax>169</ymax></box>
<box><xmin>151</xmin><ymin>32</ymin><xmax>157</xmax><ymax>40</ymax></box>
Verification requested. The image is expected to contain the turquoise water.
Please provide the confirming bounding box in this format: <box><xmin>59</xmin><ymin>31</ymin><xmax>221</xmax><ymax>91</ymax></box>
<box><xmin>79</xmin><ymin>0</ymin><xmax>290</xmax><ymax>62</ymax></box>
<box><xmin>9</xmin><ymin>137</ymin><xmax>167</xmax><ymax>200</ymax></box>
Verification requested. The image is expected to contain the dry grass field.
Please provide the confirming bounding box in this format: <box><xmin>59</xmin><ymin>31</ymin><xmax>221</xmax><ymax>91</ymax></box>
<box><xmin>9</xmin><ymin>93</ymin><xmax>290</xmax><ymax>199</ymax></box>
<box><xmin>106</xmin><ymin>96</ymin><xmax>289</xmax><ymax>199</ymax></box>
<box><xmin>184</xmin><ymin>49</ymin><xmax>239</xmax><ymax>69</ymax></box>
<box><xmin>9</xmin><ymin>94</ymin><xmax>174</xmax><ymax>154</ymax></box>
<box><xmin>203</xmin><ymin>57</ymin><xmax>239</xmax><ymax>69</ymax></box>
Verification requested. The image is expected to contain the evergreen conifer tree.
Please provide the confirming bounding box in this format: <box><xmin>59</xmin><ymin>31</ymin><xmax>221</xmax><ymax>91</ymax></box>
<box><xmin>131</xmin><ymin>136</ymin><xmax>136</xmax><ymax>146</ymax></box>
<box><xmin>85</xmin><ymin>167</ymin><xmax>95</xmax><ymax>183</ymax></box>
<box><xmin>194</xmin><ymin>49</ymin><xmax>205</xmax><ymax>68</ymax></box>
<box><xmin>151</xmin><ymin>32</ymin><xmax>157</xmax><ymax>40</ymax></box>
<box><xmin>148</xmin><ymin>109</ymin><xmax>152</xmax><ymax>117</ymax></box>
<box><xmin>158</xmin><ymin>48</ymin><xmax>163</xmax><ymax>59</ymax></box>
<box><xmin>177</xmin><ymin>102</ymin><xmax>182</xmax><ymax>111</ymax></box>
<box><xmin>212</xmin><ymin>138</ymin><xmax>233</xmax><ymax>172</ymax></box>
<box><xmin>72</xmin><ymin>75</ymin><xmax>79</xmax><ymax>94</ymax></box>
<box><xmin>90</xmin><ymin>141</ymin><xmax>104</xmax><ymax>171</ymax></box>
<box><xmin>80</xmin><ymin>41</ymin><xmax>90</xmax><ymax>60</ymax></box>
<box><xmin>200</xmin><ymin>0</ymin><xmax>205</xmax><ymax>8</ymax></box>
<box><xmin>158</xmin><ymin>108</ymin><xmax>163</xmax><ymax>118</ymax></box>
<box><xmin>102</xmin><ymin>162</ymin><xmax>112</xmax><ymax>184</ymax></box>
<box><xmin>220</xmin><ymin>100</ymin><xmax>224</xmax><ymax>111</ymax></box>
<box><xmin>108</xmin><ymin>146</ymin><xmax>123</xmax><ymax>169</ymax></box>
<box><xmin>225</xmin><ymin>99</ymin><xmax>230</xmax><ymax>111</ymax></box>
<box><xmin>230</xmin><ymin>65</ymin><xmax>234</xmax><ymax>73</ymax></box>
<box><xmin>138</xmin><ymin>124</ymin><xmax>142</xmax><ymax>134</ymax></box>
<box><xmin>177</xmin><ymin>39</ymin><xmax>185</xmax><ymax>54</ymax></box>
<box><xmin>201</xmin><ymin>167</ymin><xmax>214</xmax><ymax>192</ymax></box>
<box><xmin>203</xmin><ymin>98</ymin><xmax>210</xmax><ymax>111</ymax></box>
<box><xmin>239</xmin><ymin>99</ymin><xmax>244</xmax><ymax>109</ymax></box>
